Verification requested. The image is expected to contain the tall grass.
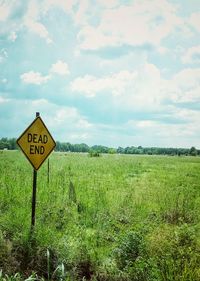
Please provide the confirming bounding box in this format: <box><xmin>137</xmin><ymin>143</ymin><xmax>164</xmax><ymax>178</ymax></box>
<box><xmin>0</xmin><ymin>151</ymin><xmax>200</xmax><ymax>280</ymax></box>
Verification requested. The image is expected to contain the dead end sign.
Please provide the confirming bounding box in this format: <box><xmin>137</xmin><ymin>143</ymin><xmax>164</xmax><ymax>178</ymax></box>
<box><xmin>17</xmin><ymin>116</ymin><xmax>56</xmax><ymax>170</ymax></box>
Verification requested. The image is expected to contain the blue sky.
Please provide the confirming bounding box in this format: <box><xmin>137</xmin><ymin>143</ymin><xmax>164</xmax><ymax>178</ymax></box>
<box><xmin>0</xmin><ymin>0</ymin><xmax>200</xmax><ymax>148</ymax></box>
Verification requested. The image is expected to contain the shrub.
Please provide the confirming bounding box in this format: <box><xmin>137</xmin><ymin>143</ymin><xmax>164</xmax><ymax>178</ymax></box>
<box><xmin>149</xmin><ymin>224</ymin><xmax>200</xmax><ymax>281</ymax></box>
<box><xmin>113</xmin><ymin>231</ymin><xmax>145</xmax><ymax>270</ymax></box>
<box><xmin>113</xmin><ymin>231</ymin><xmax>160</xmax><ymax>281</ymax></box>
<box><xmin>89</xmin><ymin>151</ymin><xmax>100</xmax><ymax>157</ymax></box>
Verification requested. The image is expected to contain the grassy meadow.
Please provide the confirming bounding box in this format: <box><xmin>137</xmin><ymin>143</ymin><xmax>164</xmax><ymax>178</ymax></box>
<box><xmin>0</xmin><ymin>150</ymin><xmax>200</xmax><ymax>280</ymax></box>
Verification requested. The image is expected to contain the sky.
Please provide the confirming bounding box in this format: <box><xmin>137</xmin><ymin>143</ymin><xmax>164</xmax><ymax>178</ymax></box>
<box><xmin>0</xmin><ymin>0</ymin><xmax>200</xmax><ymax>148</ymax></box>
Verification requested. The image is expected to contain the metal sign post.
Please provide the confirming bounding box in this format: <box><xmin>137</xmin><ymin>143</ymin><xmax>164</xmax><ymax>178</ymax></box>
<box><xmin>31</xmin><ymin>112</ymin><xmax>39</xmax><ymax>229</ymax></box>
<box><xmin>31</xmin><ymin>166</ymin><xmax>37</xmax><ymax>228</ymax></box>
<box><xmin>17</xmin><ymin>112</ymin><xmax>56</xmax><ymax>230</ymax></box>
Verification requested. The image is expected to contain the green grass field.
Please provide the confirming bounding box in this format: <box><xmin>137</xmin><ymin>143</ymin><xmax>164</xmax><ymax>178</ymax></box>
<box><xmin>0</xmin><ymin>151</ymin><xmax>200</xmax><ymax>280</ymax></box>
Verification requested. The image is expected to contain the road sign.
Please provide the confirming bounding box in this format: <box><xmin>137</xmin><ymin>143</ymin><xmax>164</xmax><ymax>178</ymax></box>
<box><xmin>17</xmin><ymin>115</ymin><xmax>56</xmax><ymax>170</ymax></box>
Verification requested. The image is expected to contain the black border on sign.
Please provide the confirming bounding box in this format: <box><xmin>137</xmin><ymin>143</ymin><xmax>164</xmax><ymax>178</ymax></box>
<box><xmin>16</xmin><ymin>116</ymin><xmax>56</xmax><ymax>171</ymax></box>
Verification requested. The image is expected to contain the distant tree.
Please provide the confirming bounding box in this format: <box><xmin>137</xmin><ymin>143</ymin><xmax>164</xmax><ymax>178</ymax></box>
<box><xmin>190</xmin><ymin>146</ymin><xmax>197</xmax><ymax>156</ymax></box>
<box><xmin>55</xmin><ymin>141</ymin><xmax>61</xmax><ymax>151</ymax></box>
<box><xmin>79</xmin><ymin>143</ymin><xmax>89</xmax><ymax>152</ymax></box>
<box><xmin>0</xmin><ymin>137</ymin><xmax>18</xmax><ymax>150</ymax></box>
<box><xmin>137</xmin><ymin>146</ymin><xmax>143</xmax><ymax>154</ymax></box>
<box><xmin>117</xmin><ymin>146</ymin><xmax>124</xmax><ymax>154</ymax></box>
<box><xmin>108</xmin><ymin>148</ymin><xmax>117</xmax><ymax>154</ymax></box>
<box><xmin>1</xmin><ymin>137</ymin><xmax>197</xmax><ymax>157</ymax></box>
<box><xmin>91</xmin><ymin>145</ymin><xmax>109</xmax><ymax>153</ymax></box>
<box><xmin>124</xmin><ymin>146</ymin><xmax>131</xmax><ymax>154</ymax></box>
<box><xmin>10</xmin><ymin>138</ymin><xmax>17</xmax><ymax>150</ymax></box>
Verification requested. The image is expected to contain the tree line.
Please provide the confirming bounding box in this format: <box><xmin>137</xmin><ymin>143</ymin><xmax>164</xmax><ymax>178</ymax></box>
<box><xmin>0</xmin><ymin>137</ymin><xmax>199</xmax><ymax>156</ymax></box>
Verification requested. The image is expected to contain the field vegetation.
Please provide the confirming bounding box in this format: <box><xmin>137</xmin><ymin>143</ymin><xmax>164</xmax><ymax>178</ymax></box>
<box><xmin>0</xmin><ymin>151</ymin><xmax>200</xmax><ymax>280</ymax></box>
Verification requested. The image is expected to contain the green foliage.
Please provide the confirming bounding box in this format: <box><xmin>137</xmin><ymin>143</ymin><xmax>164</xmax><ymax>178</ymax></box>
<box><xmin>68</xmin><ymin>181</ymin><xmax>77</xmax><ymax>204</ymax></box>
<box><xmin>114</xmin><ymin>231</ymin><xmax>145</xmax><ymax>269</ymax></box>
<box><xmin>1</xmin><ymin>137</ymin><xmax>200</xmax><ymax>156</ymax></box>
<box><xmin>0</xmin><ymin>152</ymin><xmax>200</xmax><ymax>280</ymax></box>
<box><xmin>190</xmin><ymin>146</ymin><xmax>197</xmax><ymax>156</ymax></box>
<box><xmin>88</xmin><ymin>150</ymin><xmax>100</xmax><ymax>157</ymax></box>
<box><xmin>113</xmin><ymin>231</ymin><xmax>161</xmax><ymax>281</ymax></box>
<box><xmin>0</xmin><ymin>138</ymin><xmax>18</xmax><ymax>150</ymax></box>
<box><xmin>0</xmin><ymin>271</ymin><xmax>38</xmax><ymax>281</ymax></box>
<box><xmin>149</xmin><ymin>224</ymin><xmax>200</xmax><ymax>281</ymax></box>
<box><xmin>108</xmin><ymin>148</ymin><xmax>117</xmax><ymax>154</ymax></box>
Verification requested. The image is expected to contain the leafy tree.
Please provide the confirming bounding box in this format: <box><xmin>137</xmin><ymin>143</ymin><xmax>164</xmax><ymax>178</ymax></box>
<box><xmin>117</xmin><ymin>146</ymin><xmax>124</xmax><ymax>154</ymax></box>
<box><xmin>108</xmin><ymin>148</ymin><xmax>117</xmax><ymax>154</ymax></box>
<box><xmin>190</xmin><ymin>146</ymin><xmax>197</xmax><ymax>156</ymax></box>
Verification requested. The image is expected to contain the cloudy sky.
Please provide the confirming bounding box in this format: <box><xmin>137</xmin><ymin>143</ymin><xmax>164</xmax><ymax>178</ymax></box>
<box><xmin>0</xmin><ymin>0</ymin><xmax>200</xmax><ymax>148</ymax></box>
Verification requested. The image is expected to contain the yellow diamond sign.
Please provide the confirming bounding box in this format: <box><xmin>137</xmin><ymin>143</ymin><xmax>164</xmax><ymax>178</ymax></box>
<box><xmin>17</xmin><ymin>116</ymin><xmax>56</xmax><ymax>170</ymax></box>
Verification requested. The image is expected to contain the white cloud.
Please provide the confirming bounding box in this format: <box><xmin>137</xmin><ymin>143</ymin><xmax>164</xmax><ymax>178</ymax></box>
<box><xmin>173</xmin><ymin>107</ymin><xmax>200</xmax><ymax>123</ymax></box>
<box><xmin>77</xmin><ymin>0</ymin><xmax>182</xmax><ymax>50</ymax></box>
<box><xmin>135</xmin><ymin>120</ymin><xmax>156</xmax><ymax>128</ymax></box>
<box><xmin>24</xmin><ymin>0</ymin><xmax>53</xmax><ymax>43</ymax></box>
<box><xmin>0</xmin><ymin>48</ymin><xmax>8</xmax><ymax>63</ymax></box>
<box><xmin>69</xmin><ymin>133</ymin><xmax>90</xmax><ymax>141</ymax></box>
<box><xmin>71</xmin><ymin>70</ymin><xmax>138</xmax><ymax>98</ymax></box>
<box><xmin>43</xmin><ymin>0</ymin><xmax>78</xmax><ymax>15</ymax></box>
<box><xmin>0</xmin><ymin>96</ymin><xmax>10</xmax><ymax>103</ymax></box>
<box><xmin>170</xmin><ymin>68</ymin><xmax>200</xmax><ymax>103</ymax></box>
<box><xmin>25</xmin><ymin>20</ymin><xmax>52</xmax><ymax>44</ymax></box>
<box><xmin>20</xmin><ymin>71</ymin><xmax>51</xmax><ymax>85</ymax></box>
<box><xmin>76</xmin><ymin>119</ymin><xmax>93</xmax><ymax>129</ymax></box>
<box><xmin>1</xmin><ymin>78</ymin><xmax>7</xmax><ymax>84</ymax></box>
<box><xmin>154</xmin><ymin>67</ymin><xmax>200</xmax><ymax>104</ymax></box>
<box><xmin>71</xmin><ymin>63</ymin><xmax>200</xmax><ymax>110</ymax></box>
<box><xmin>50</xmin><ymin>60</ymin><xmax>70</xmax><ymax>75</ymax></box>
<box><xmin>189</xmin><ymin>12</ymin><xmax>200</xmax><ymax>33</ymax></box>
<box><xmin>96</xmin><ymin>0</ymin><xmax>119</xmax><ymax>9</ymax></box>
<box><xmin>128</xmin><ymin>107</ymin><xmax>200</xmax><ymax>142</ymax></box>
<box><xmin>0</xmin><ymin>2</ymin><xmax>11</xmax><ymax>21</ymax></box>
<box><xmin>20</xmin><ymin>60</ymin><xmax>70</xmax><ymax>85</ymax></box>
<box><xmin>182</xmin><ymin>45</ymin><xmax>200</xmax><ymax>64</ymax></box>
<box><xmin>73</xmin><ymin>0</ymin><xmax>89</xmax><ymax>26</ymax></box>
<box><xmin>176</xmin><ymin>67</ymin><xmax>199</xmax><ymax>85</ymax></box>
<box><xmin>49</xmin><ymin>105</ymin><xmax>93</xmax><ymax>142</ymax></box>
<box><xmin>0</xmin><ymin>97</ymin><xmax>93</xmax><ymax>142</ymax></box>
<box><xmin>54</xmin><ymin>107</ymin><xmax>80</xmax><ymax>124</ymax></box>
<box><xmin>53</xmin><ymin>107</ymin><xmax>92</xmax><ymax>129</ymax></box>
<box><xmin>8</xmin><ymin>31</ymin><xmax>17</xmax><ymax>42</ymax></box>
<box><xmin>25</xmin><ymin>0</ymin><xmax>39</xmax><ymax>20</ymax></box>
<box><xmin>71</xmin><ymin>63</ymin><xmax>163</xmax><ymax>110</ymax></box>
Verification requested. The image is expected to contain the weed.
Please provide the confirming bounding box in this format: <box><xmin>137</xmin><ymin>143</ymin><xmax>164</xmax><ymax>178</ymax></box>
<box><xmin>113</xmin><ymin>231</ymin><xmax>145</xmax><ymax>270</ymax></box>
<box><xmin>1</xmin><ymin>152</ymin><xmax>200</xmax><ymax>280</ymax></box>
